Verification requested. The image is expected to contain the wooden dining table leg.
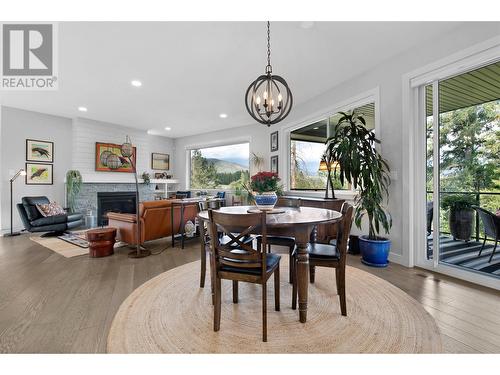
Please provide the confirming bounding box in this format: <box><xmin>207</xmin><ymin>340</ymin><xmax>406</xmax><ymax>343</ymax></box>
<box><xmin>199</xmin><ymin>220</ymin><xmax>206</xmax><ymax>288</ymax></box>
<box><xmin>294</xmin><ymin>227</ymin><xmax>311</xmax><ymax>323</ymax></box>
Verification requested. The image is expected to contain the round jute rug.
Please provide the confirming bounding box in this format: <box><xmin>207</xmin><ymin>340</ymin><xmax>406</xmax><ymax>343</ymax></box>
<box><xmin>107</xmin><ymin>259</ymin><xmax>442</xmax><ymax>353</ymax></box>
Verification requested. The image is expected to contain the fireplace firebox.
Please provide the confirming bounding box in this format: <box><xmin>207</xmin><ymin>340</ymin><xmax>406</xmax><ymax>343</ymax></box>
<box><xmin>97</xmin><ymin>192</ymin><xmax>136</xmax><ymax>226</ymax></box>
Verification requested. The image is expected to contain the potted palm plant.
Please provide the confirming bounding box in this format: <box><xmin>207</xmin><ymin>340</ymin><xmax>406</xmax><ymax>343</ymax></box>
<box><xmin>325</xmin><ymin>110</ymin><xmax>392</xmax><ymax>267</ymax></box>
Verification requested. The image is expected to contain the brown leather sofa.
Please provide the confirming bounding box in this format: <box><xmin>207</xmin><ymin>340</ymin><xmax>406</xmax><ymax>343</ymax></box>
<box><xmin>107</xmin><ymin>200</ymin><xmax>197</xmax><ymax>245</ymax></box>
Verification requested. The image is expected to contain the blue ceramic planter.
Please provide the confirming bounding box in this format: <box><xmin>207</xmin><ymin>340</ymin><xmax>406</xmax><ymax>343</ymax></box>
<box><xmin>253</xmin><ymin>191</ymin><xmax>278</xmax><ymax>211</ymax></box>
<box><xmin>359</xmin><ymin>235</ymin><xmax>391</xmax><ymax>267</ymax></box>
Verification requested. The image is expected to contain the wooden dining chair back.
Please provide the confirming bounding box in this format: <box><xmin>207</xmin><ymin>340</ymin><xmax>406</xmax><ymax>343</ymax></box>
<box><xmin>197</xmin><ymin>198</ymin><xmax>230</xmax><ymax>289</ymax></box>
<box><xmin>257</xmin><ymin>196</ymin><xmax>301</xmax><ymax>283</ymax></box>
<box><xmin>292</xmin><ymin>202</ymin><xmax>354</xmax><ymax>316</ymax></box>
<box><xmin>208</xmin><ymin>209</ymin><xmax>281</xmax><ymax>342</ymax></box>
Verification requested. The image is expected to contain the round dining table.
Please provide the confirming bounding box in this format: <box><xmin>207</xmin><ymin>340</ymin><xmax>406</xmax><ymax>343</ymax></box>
<box><xmin>197</xmin><ymin>205</ymin><xmax>342</xmax><ymax>323</ymax></box>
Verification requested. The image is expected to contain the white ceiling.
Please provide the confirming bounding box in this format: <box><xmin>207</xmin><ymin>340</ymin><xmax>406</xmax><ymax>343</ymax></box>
<box><xmin>0</xmin><ymin>21</ymin><xmax>464</xmax><ymax>138</ymax></box>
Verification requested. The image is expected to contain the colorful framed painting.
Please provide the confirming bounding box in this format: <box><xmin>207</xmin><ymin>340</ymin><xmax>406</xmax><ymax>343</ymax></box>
<box><xmin>25</xmin><ymin>163</ymin><xmax>53</xmax><ymax>185</ymax></box>
<box><xmin>26</xmin><ymin>139</ymin><xmax>54</xmax><ymax>163</ymax></box>
<box><xmin>270</xmin><ymin>131</ymin><xmax>278</xmax><ymax>152</ymax></box>
<box><xmin>270</xmin><ymin>155</ymin><xmax>278</xmax><ymax>174</ymax></box>
<box><xmin>151</xmin><ymin>152</ymin><xmax>170</xmax><ymax>170</ymax></box>
<box><xmin>95</xmin><ymin>142</ymin><xmax>136</xmax><ymax>173</ymax></box>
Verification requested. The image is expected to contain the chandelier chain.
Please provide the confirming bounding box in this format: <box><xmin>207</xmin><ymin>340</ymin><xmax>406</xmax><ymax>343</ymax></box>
<box><xmin>266</xmin><ymin>21</ymin><xmax>271</xmax><ymax>69</ymax></box>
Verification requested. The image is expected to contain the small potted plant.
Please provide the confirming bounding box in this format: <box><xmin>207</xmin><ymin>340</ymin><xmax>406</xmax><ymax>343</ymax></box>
<box><xmin>250</xmin><ymin>171</ymin><xmax>280</xmax><ymax>211</ymax></box>
<box><xmin>441</xmin><ymin>194</ymin><xmax>476</xmax><ymax>241</ymax></box>
<box><xmin>141</xmin><ymin>172</ymin><xmax>151</xmax><ymax>185</ymax></box>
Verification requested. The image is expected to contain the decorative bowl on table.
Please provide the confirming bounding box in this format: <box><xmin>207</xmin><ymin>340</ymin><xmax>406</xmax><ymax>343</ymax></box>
<box><xmin>250</xmin><ymin>171</ymin><xmax>281</xmax><ymax>211</ymax></box>
<box><xmin>253</xmin><ymin>191</ymin><xmax>278</xmax><ymax>211</ymax></box>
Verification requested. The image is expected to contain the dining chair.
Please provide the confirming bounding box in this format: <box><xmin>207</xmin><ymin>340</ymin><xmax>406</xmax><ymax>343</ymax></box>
<box><xmin>197</xmin><ymin>200</ymin><xmax>253</xmax><ymax>290</ymax></box>
<box><xmin>208</xmin><ymin>209</ymin><xmax>281</xmax><ymax>342</ymax></box>
<box><xmin>291</xmin><ymin>202</ymin><xmax>353</xmax><ymax>316</ymax></box>
<box><xmin>256</xmin><ymin>197</ymin><xmax>301</xmax><ymax>283</ymax></box>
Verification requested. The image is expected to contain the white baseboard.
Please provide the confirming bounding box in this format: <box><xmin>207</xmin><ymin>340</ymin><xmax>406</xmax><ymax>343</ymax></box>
<box><xmin>388</xmin><ymin>251</ymin><xmax>408</xmax><ymax>267</ymax></box>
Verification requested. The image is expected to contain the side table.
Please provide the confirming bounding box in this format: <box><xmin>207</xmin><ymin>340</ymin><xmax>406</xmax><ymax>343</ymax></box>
<box><xmin>86</xmin><ymin>227</ymin><xmax>117</xmax><ymax>257</ymax></box>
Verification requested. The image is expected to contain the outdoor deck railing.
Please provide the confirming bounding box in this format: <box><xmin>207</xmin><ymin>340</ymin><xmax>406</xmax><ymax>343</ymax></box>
<box><xmin>426</xmin><ymin>190</ymin><xmax>500</xmax><ymax>242</ymax></box>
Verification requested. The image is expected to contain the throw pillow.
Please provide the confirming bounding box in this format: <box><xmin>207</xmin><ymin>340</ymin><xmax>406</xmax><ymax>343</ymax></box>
<box><xmin>36</xmin><ymin>202</ymin><xmax>66</xmax><ymax>217</ymax></box>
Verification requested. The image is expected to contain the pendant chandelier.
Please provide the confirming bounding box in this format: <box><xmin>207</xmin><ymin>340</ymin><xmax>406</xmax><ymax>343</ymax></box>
<box><xmin>245</xmin><ymin>21</ymin><xmax>293</xmax><ymax>126</ymax></box>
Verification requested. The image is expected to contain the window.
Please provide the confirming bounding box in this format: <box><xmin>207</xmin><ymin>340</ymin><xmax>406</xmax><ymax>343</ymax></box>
<box><xmin>290</xmin><ymin>102</ymin><xmax>375</xmax><ymax>190</ymax></box>
<box><xmin>189</xmin><ymin>142</ymin><xmax>249</xmax><ymax>190</ymax></box>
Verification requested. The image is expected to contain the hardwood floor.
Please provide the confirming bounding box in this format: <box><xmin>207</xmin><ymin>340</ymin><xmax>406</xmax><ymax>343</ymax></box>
<box><xmin>0</xmin><ymin>233</ymin><xmax>499</xmax><ymax>353</ymax></box>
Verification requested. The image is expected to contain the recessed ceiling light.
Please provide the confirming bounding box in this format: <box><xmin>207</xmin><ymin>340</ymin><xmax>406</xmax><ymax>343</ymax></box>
<box><xmin>300</xmin><ymin>21</ymin><xmax>315</xmax><ymax>29</ymax></box>
<box><xmin>78</xmin><ymin>106</ymin><xmax>88</xmax><ymax>112</ymax></box>
<box><xmin>164</xmin><ymin>126</ymin><xmax>171</xmax><ymax>131</ymax></box>
<box><xmin>313</xmin><ymin>126</ymin><xmax>319</xmax><ymax>130</ymax></box>
<box><xmin>131</xmin><ymin>80</ymin><xmax>142</xmax><ymax>87</ymax></box>
<box><xmin>219</xmin><ymin>113</ymin><xmax>228</xmax><ymax>119</ymax></box>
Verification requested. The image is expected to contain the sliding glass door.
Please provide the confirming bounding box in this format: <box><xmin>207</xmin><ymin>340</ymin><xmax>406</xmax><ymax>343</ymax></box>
<box><xmin>424</xmin><ymin>61</ymin><xmax>500</xmax><ymax>280</ymax></box>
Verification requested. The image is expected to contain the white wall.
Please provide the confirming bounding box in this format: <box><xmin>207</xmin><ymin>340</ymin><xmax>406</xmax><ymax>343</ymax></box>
<box><xmin>0</xmin><ymin>108</ymin><xmax>175</xmax><ymax>233</ymax></box>
<box><xmin>0</xmin><ymin>107</ymin><xmax>73</xmax><ymax>231</ymax></box>
<box><xmin>72</xmin><ymin>118</ymin><xmax>174</xmax><ymax>182</ymax></box>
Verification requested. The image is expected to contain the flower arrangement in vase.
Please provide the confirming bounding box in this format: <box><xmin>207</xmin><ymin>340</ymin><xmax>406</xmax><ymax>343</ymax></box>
<box><xmin>250</xmin><ymin>171</ymin><xmax>280</xmax><ymax>211</ymax></box>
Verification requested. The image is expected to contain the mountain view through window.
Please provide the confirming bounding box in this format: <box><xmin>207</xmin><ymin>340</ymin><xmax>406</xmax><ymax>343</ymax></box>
<box><xmin>190</xmin><ymin>142</ymin><xmax>250</xmax><ymax>189</ymax></box>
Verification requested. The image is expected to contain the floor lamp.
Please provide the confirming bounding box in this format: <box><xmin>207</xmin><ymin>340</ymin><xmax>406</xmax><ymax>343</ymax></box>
<box><xmin>121</xmin><ymin>136</ymin><xmax>151</xmax><ymax>258</ymax></box>
<box><xmin>5</xmin><ymin>169</ymin><xmax>27</xmax><ymax>237</ymax></box>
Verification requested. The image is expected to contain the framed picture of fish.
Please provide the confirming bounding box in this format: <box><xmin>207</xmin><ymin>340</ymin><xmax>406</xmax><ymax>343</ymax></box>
<box><xmin>151</xmin><ymin>152</ymin><xmax>170</xmax><ymax>170</ymax></box>
<box><xmin>26</xmin><ymin>139</ymin><xmax>54</xmax><ymax>163</ymax></box>
<box><xmin>95</xmin><ymin>142</ymin><xmax>136</xmax><ymax>173</ymax></box>
<box><xmin>25</xmin><ymin>163</ymin><xmax>53</xmax><ymax>185</ymax></box>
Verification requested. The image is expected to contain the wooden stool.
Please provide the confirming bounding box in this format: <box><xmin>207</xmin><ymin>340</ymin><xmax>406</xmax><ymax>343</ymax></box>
<box><xmin>86</xmin><ymin>227</ymin><xmax>117</xmax><ymax>257</ymax></box>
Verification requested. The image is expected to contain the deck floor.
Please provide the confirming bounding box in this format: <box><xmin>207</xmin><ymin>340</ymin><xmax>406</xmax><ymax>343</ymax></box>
<box><xmin>428</xmin><ymin>235</ymin><xmax>500</xmax><ymax>277</ymax></box>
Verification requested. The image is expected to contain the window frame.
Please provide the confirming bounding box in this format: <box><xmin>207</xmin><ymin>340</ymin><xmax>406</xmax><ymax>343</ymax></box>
<box><xmin>185</xmin><ymin>138</ymin><xmax>251</xmax><ymax>191</ymax></box>
<box><xmin>282</xmin><ymin>87</ymin><xmax>380</xmax><ymax>197</ymax></box>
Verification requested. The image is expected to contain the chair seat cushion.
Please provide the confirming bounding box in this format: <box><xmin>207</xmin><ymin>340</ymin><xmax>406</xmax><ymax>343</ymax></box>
<box><xmin>256</xmin><ymin>235</ymin><xmax>295</xmax><ymax>247</ymax></box>
<box><xmin>30</xmin><ymin>214</ymin><xmax>68</xmax><ymax>227</ymax></box>
<box><xmin>220</xmin><ymin>253</ymin><xmax>281</xmax><ymax>275</ymax></box>
<box><xmin>67</xmin><ymin>213</ymin><xmax>84</xmax><ymax>222</ymax></box>
<box><xmin>308</xmin><ymin>242</ymin><xmax>340</xmax><ymax>259</ymax></box>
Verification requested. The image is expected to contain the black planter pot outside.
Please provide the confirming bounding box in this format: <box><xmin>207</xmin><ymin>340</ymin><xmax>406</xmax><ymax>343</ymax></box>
<box><xmin>449</xmin><ymin>208</ymin><xmax>473</xmax><ymax>241</ymax></box>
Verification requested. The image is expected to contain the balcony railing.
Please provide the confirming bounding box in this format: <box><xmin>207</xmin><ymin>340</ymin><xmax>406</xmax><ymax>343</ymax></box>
<box><xmin>426</xmin><ymin>190</ymin><xmax>500</xmax><ymax>242</ymax></box>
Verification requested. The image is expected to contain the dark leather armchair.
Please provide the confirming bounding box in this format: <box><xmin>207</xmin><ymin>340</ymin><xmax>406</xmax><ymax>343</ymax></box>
<box><xmin>17</xmin><ymin>196</ymin><xmax>84</xmax><ymax>236</ymax></box>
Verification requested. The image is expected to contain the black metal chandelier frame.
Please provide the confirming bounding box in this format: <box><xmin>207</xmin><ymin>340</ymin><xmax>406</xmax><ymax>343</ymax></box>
<box><xmin>245</xmin><ymin>21</ymin><xmax>293</xmax><ymax>126</ymax></box>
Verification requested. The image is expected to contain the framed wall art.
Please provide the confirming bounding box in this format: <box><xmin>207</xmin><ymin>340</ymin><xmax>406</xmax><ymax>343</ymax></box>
<box><xmin>270</xmin><ymin>155</ymin><xmax>278</xmax><ymax>174</ymax></box>
<box><xmin>26</xmin><ymin>139</ymin><xmax>54</xmax><ymax>163</ymax></box>
<box><xmin>25</xmin><ymin>163</ymin><xmax>53</xmax><ymax>185</ymax></box>
<box><xmin>270</xmin><ymin>131</ymin><xmax>278</xmax><ymax>152</ymax></box>
<box><xmin>151</xmin><ymin>152</ymin><xmax>170</xmax><ymax>170</ymax></box>
<box><xmin>95</xmin><ymin>142</ymin><xmax>136</xmax><ymax>172</ymax></box>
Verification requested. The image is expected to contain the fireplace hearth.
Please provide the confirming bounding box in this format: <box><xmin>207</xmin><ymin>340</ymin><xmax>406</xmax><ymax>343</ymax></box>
<box><xmin>97</xmin><ymin>192</ymin><xmax>136</xmax><ymax>226</ymax></box>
